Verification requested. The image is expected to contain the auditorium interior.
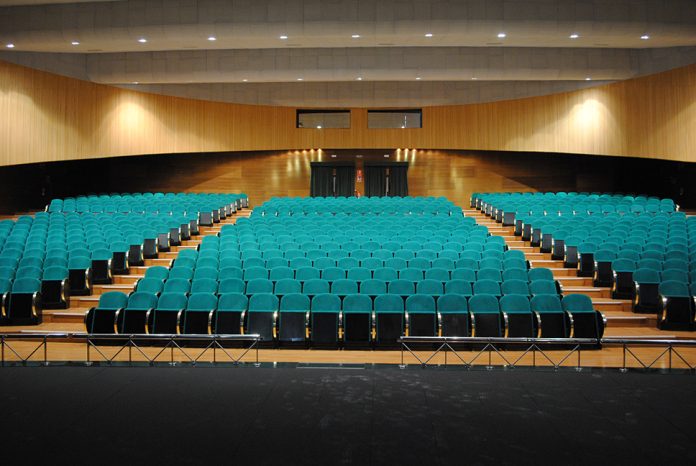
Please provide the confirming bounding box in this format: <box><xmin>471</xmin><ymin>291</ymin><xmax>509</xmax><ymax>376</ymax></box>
<box><xmin>0</xmin><ymin>0</ymin><xmax>695</xmax><ymax>463</ymax></box>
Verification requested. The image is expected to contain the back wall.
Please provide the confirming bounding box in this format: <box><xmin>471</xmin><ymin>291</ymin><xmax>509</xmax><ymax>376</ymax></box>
<box><xmin>1</xmin><ymin>59</ymin><xmax>694</xmax><ymax>167</ymax></box>
<box><xmin>1</xmin><ymin>149</ymin><xmax>694</xmax><ymax>213</ymax></box>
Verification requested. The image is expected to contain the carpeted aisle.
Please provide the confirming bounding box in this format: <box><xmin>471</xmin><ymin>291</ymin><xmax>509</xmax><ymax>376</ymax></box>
<box><xmin>0</xmin><ymin>366</ymin><xmax>694</xmax><ymax>465</ymax></box>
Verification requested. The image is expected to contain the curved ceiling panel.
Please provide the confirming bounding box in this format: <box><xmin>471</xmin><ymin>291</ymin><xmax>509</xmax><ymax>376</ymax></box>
<box><xmin>0</xmin><ymin>0</ymin><xmax>694</xmax><ymax>107</ymax></box>
<box><xmin>0</xmin><ymin>0</ymin><xmax>695</xmax><ymax>53</ymax></box>
<box><xmin>85</xmin><ymin>47</ymin><xmax>637</xmax><ymax>84</ymax></box>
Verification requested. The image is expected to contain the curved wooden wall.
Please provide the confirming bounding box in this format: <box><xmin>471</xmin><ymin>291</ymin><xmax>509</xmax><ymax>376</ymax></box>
<box><xmin>0</xmin><ymin>59</ymin><xmax>694</xmax><ymax>167</ymax></box>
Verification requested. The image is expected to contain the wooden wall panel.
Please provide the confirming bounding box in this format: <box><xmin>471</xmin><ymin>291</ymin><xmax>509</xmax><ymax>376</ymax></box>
<box><xmin>3</xmin><ymin>148</ymin><xmax>696</xmax><ymax>214</ymax></box>
<box><xmin>0</xmin><ymin>59</ymin><xmax>694</xmax><ymax>167</ymax></box>
<box><xmin>101</xmin><ymin>149</ymin><xmax>627</xmax><ymax>208</ymax></box>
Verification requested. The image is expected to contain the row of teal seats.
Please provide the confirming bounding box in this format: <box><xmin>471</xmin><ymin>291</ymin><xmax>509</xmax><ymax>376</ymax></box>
<box><xmin>85</xmin><ymin>291</ymin><xmax>605</xmax><ymax>344</ymax></box>
<box><xmin>472</xmin><ymin>191</ymin><xmax>675</xmax><ymax>207</ymax></box>
<box><xmin>48</xmin><ymin>192</ymin><xmax>247</xmax><ymax>213</ymax></box>
<box><xmin>239</xmin><ymin>212</ymin><xmax>470</xmax><ymax>223</ymax></box>
<box><xmin>170</xmin><ymin>256</ymin><xmax>526</xmax><ymax>272</ymax></box>
<box><xmin>202</xmin><ymin>241</ymin><xmax>502</xmax><ymax>255</ymax></box>
<box><xmin>186</xmin><ymin>243</ymin><xmax>518</xmax><ymax>258</ymax></box>
<box><xmin>226</xmin><ymin>226</ymin><xmax>486</xmax><ymax>240</ymax></box>
<box><xmin>189</xmin><ymin>245</ymin><xmax>511</xmax><ymax>260</ymax></box>
<box><xmin>143</xmin><ymin>265</ymin><xmax>555</xmax><ymax>282</ymax></box>
<box><xmin>133</xmin><ymin>276</ymin><xmax>561</xmax><ymax>298</ymax></box>
<box><xmin>176</xmin><ymin>250</ymin><xmax>512</xmax><ymax>265</ymax></box>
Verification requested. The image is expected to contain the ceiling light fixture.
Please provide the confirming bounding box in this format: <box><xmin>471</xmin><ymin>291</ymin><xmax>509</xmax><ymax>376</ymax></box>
<box><xmin>297</xmin><ymin>78</ymin><xmax>303</xmax><ymax>81</ymax></box>
<box><xmin>425</xmin><ymin>33</ymin><xmax>433</xmax><ymax>38</ymax></box>
<box><xmin>415</xmin><ymin>77</ymin><xmax>421</xmax><ymax>80</ymax></box>
<box><xmin>6</xmin><ymin>43</ymin><xmax>15</xmax><ymax>48</ymax></box>
<box><xmin>356</xmin><ymin>77</ymin><xmax>363</xmax><ymax>81</ymax></box>
<box><xmin>242</xmin><ymin>79</ymin><xmax>248</xmax><ymax>82</ymax></box>
<box><xmin>279</xmin><ymin>35</ymin><xmax>288</xmax><ymax>40</ymax></box>
<box><xmin>497</xmin><ymin>32</ymin><xmax>506</xmax><ymax>38</ymax></box>
<box><xmin>585</xmin><ymin>77</ymin><xmax>592</xmax><ymax>81</ymax></box>
<box><xmin>138</xmin><ymin>38</ymin><xmax>147</xmax><ymax>43</ymax></box>
<box><xmin>208</xmin><ymin>36</ymin><xmax>216</xmax><ymax>41</ymax></box>
<box><xmin>640</xmin><ymin>34</ymin><xmax>650</xmax><ymax>40</ymax></box>
<box><xmin>71</xmin><ymin>41</ymin><xmax>80</xmax><ymax>46</ymax></box>
<box><xmin>471</xmin><ymin>77</ymin><xmax>478</xmax><ymax>80</ymax></box>
<box><xmin>569</xmin><ymin>33</ymin><xmax>579</xmax><ymax>39</ymax></box>
<box><xmin>351</xmin><ymin>34</ymin><xmax>361</xmax><ymax>39</ymax></box>
<box><xmin>132</xmin><ymin>81</ymin><xmax>139</xmax><ymax>84</ymax></box>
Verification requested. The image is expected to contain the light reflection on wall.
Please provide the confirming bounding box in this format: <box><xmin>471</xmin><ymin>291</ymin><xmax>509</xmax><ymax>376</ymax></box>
<box><xmin>571</xmin><ymin>98</ymin><xmax>603</xmax><ymax>129</ymax></box>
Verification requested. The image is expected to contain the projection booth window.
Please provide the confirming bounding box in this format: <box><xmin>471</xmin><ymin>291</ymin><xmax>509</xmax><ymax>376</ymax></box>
<box><xmin>296</xmin><ymin>110</ymin><xmax>351</xmax><ymax>129</ymax></box>
<box><xmin>367</xmin><ymin>109</ymin><xmax>422</xmax><ymax>129</ymax></box>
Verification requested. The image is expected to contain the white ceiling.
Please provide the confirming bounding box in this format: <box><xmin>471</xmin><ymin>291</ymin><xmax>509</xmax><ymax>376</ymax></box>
<box><xmin>0</xmin><ymin>0</ymin><xmax>695</xmax><ymax>106</ymax></box>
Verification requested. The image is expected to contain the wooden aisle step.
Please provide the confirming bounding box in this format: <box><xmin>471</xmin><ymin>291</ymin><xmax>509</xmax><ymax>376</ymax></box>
<box><xmin>603</xmin><ymin>311</ymin><xmax>657</xmax><ymax>327</ymax></box>
<box><xmin>529</xmin><ymin>260</ymin><xmax>566</xmax><ymax>269</ymax></box>
<box><xmin>144</xmin><ymin>258</ymin><xmax>173</xmax><ymax>267</ymax></box>
<box><xmin>93</xmin><ymin>284</ymin><xmax>136</xmax><ymax>296</ymax></box>
<box><xmin>556</xmin><ymin>276</ymin><xmax>594</xmax><ymax>287</ymax></box>
<box><xmin>42</xmin><ymin>311</ymin><xmax>87</xmax><ymax>324</ymax></box>
<box><xmin>113</xmin><ymin>275</ymin><xmax>143</xmax><ymax>285</ymax></box>
<box><xmin>592</xmin><ymin>299</ymin><xmax>633</xmax><ymax>313</ymax></box>
<box><xmin>518</xmin><ymin>252</ymin><xmax>550</xmax><ymax>260</ymax></box>
<box><xmin>561</xmin><ymin>286</ymin><xmax>611</xmax><ymax>299</ymax></box>
<box><xmin>549</xmin><ymin>268</ymin><xmax>577</xmax><ymax>277</ymax></box>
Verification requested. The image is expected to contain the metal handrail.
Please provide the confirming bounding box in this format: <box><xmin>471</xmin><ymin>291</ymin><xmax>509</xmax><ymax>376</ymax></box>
<box><xmin>399</xmin><ymin>336</ymin><xmax>696</xmax><ymax>347</ymax></box>
<box><xmin>0</xmin><ymin>333</ymin><xmax>262</xmax><ymax>366</ymax></box>
<box><xmin>399</xmin><ymin>336</ymin><xmax>600</xmax><ymax>345</ymax></box>
<box><xmin>0</xmin><ymin>333</ymin><xmax>260</xmax><ymax>340</ymax></box>
<box><xmin>1</xmin><ymin>333</ymin><xmax>696</xmax><ymax>370</ymax></box>
<box><xmin>397</xmin><ymin>336</ymin><xmax>696</xmax><ymax>371</ymax></box>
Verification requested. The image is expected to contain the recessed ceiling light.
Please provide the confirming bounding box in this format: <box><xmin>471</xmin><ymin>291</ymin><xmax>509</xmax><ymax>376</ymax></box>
<box><xmin>585</xmin><ymin>77</ymin><xmax>592</xmax><ymax>81</ymax></box>
<box><xmin>242</xmin><ymin>79</ymin><xmax>248</xmax><ymax>82</ymax></box>
<box><xmin>71</xmin><ymin>41</ymin><xmax>80</xmax><ymax>46</ymax></box>
<box><xmin>471</xmin><ymin>77</ymin><xmax>478</xmax><ymax>80</ymax></box>
<box><xmin>569</xmin><ymin>33</ymin><xmax>579</xmax><ymax>39</ymax></box>
<box><xmin>356</xmin><ymin>77</ymin><xmax>363</xmax><ymax>81</ymax></box>
<box><xmin>207</xmin><ymin>36</ymin><xmax>216</xmax><ymax>41</ymax></box>
<box><xmin>6</xmin><ymin>43</ymin><xmax>15</xmax><ymax>48</ymax></box>
<box><xmin>425</xmin><ymin>33</ymin><xmax>433</xmax><ymax>38</ymax></box>
<box><xmin>279</xmin><ymin>35</ymin><xmax>288</xmax><ymax>40</ymax></box>
<box><xmin>640</xmin><ymin>34</ymin><xmax>650</xmax><ymax>40</ymax></box>
<box><xmin>138</xmin><ymin>38</ymin><xmax>147</xmax><ymax>43</ymax></box>
<box><xmin>297</xmin><ymin>78</ymin><xmax>303</xmax><ymax>81</ymax></box>
<box><xmin>316</xmin><ymin>125</ymin><xmax>322</xmax><ymax>129</ymax></box>
<box><xmin>351</xmin><ymin>34</ymin><xmax>361</xmax><ymax>39</ymax></box>
<box><xmin>497</xmin><ymin>32</ymin><xmax>506</xmax><ymax>39</ymax></box>
<box><xmin>415</xmin><ymin>77</ymin><xmax>421</xmax><ymax>80</ymax></box>
<box><xmin>132</xmin><ymin>81</ymin><xmax>139</xmax><ymax>84</ymax></box>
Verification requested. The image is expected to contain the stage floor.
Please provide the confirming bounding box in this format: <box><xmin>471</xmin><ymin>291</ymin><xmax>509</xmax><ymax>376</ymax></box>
<box><xmin>0</xmin><ymin>366</ymin><xmax>694</xmax><ymax>465</ymax></box>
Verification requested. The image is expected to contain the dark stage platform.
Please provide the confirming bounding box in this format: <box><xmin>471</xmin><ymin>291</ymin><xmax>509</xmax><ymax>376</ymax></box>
<box><xmin>1</xmin><ymin>366</ymin><xmax>694</xmax><ymax>465</ymax></box>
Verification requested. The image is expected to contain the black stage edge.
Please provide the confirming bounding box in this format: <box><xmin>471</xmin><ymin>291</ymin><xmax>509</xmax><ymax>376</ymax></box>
<box><xmin>1</xmin><ymin>367</ymin><xmax>694</xmax><ymax>465</ymax></box>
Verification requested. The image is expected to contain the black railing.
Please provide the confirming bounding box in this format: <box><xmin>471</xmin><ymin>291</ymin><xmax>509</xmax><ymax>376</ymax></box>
<box><xmin>0</xmin><ymin>333</ymin><xmax>260</xmax><ymax>366</ymax></box>
<box><xmin>1</xmin><ymin>333</ymin><xmax>695</xmax><ymax>371</ymax></box>
<box><xmin>398</xmin><ymin>336</ymin><xmax>696</xmax><ymax>371</ymax></box>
